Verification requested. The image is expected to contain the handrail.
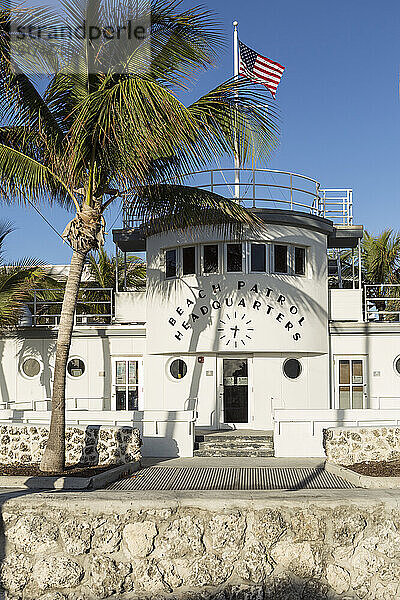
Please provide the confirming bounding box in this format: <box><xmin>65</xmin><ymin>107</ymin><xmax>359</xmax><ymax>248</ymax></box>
<box><xmin>364</xmin><ymin>284</ymin><xmax>400</xmax><ymax>321</ymax></box>
<box><xmin>25</xmin><ymin>288</ymin><xmax>114</xmax><ymax>327</ymax></box>
<box><xmin>122</xmin><ymin>168</ymin><xmax>353</xmax><ymax>227</ymax></box>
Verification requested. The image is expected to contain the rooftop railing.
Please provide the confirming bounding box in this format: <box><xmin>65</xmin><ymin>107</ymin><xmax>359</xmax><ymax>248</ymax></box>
<box><xmin>364</xmin><ymin>284</ymin><xmax>400</xmax><ymax>322</ymax></box>
<box><xmin>122</xmin><ymin>168</ymin><xmax>353</xmax><ymax>228</ymax></box>
<box><xmin>23</xmin><ymin>288</ymin><xmax>114</xmax><ymax>327</ymax></box>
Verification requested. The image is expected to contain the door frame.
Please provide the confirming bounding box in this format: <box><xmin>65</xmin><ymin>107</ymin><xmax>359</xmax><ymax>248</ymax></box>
<box><xmin>217</xmin><ymin>356</ymin><xmax>254</xmax><ymax>428</ymax></box>
<box><xmin>333</xmin><ymin>355</ymin><xmax>368</xmax><ymax>409</ymax></box>
<box><xmin>111</xmin><ymin>356</ymin><xmax>144</xmax><ymax>411</ymax></box>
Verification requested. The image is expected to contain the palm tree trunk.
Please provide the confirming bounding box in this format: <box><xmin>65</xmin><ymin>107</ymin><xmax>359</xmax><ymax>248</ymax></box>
<box><xmin>40</xmin><ymin>250</ymin><xmax>86</xmax><ymax>472</ymax></box>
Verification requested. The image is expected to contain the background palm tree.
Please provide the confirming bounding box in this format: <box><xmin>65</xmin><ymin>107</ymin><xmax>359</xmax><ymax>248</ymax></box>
<box><xmin>0</xmin><ymin>0</ymin><xmax>279</xmax><ymax>471</ymax></box>
<box><xmin>80</xmin><ymin>249</ymin><xmax>145</xmax><ymax>322</ymax></box>
<box><xmin>87</xmin><ymin>248</ymin><xmax>146</xmax><ymax>292</ymax></box>
<box><xmin>362</xmin><ymin>229</ymin><xmax>400</xmax><ymax>321</ymax></box>
<box><xmin>330</xmin><ymin>229</ymin><xmax>400</xmax><ymax>320</ymax></box>
<box><xmin>0</xmin><ymin>221</ymin><xmax>52</xmax><ymax>331</ymax></box>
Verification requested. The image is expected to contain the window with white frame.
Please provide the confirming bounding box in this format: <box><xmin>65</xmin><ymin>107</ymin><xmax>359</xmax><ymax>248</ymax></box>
<box><xmin>203</xmin><ymin>244</ymin><xmax>219</xmax><ymax>274</ymax></box>
<box><xmin>335</xmin><ymin>357</ymin><xmax>366</xmax><ymax>409</ymax></box>
<box><xmin>113</xmin><ymin>358</ymin><xmax>143</xmax><ymax>411</ymax></box>
<box><xmin>226</xmin><ymin>243</ymin><xmax>243</xmax><ymax>272</ymax></box>
<box><xmin>250</xmin><ymin>243</ymin><xmax>267</xmax><ymax>272</ymax></box>
<box><xmin>165</xmin><ymin>249</ymin><xmax>177</xmax><ymax>279</ymax></box>
<box><xmin>294</xmin><ymin>246</ymin><xmax>306</xmax><ymax>276</ymax></box>
<box><xmin>163</xmin><ymin>241</ymin><xmax>308</xmax><ymax>278</ymax></box>
<box><xmin>182</xmin><ymin>246</ymin><xmax>196</xmax><ymax>276</ymax></box>
<box><xmin>273</xmin><ymin>244</ymin><xmax>288</xmax><ymax>274</ymax></box>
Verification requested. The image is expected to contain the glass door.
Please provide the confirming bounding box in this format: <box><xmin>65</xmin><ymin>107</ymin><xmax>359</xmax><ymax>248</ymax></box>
<box><xmin>113</xmin><ymin>358</ymin><xmax>143</xmax><ymax>411</ymax></box>
<box><xmin>335</xmin><ymin>357</ymin><xmax>366</xmax><ymax>409</ymax></box>
<box><xmin>222</xmin><ymin>358</ymin><xmax>249</xmax><ymax>423</ymax></box>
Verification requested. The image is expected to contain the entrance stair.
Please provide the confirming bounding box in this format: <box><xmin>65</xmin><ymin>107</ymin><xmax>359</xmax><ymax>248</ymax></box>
<box><xmin>194</xmin><ymin>429</ymin><xmax>274</xmax><ymax>457</ymax></box>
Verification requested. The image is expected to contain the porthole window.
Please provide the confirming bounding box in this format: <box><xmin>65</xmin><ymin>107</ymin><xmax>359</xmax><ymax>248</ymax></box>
<box><xmin>170</xmin><ymin>359</ymin><xmax>187</xmax><ymax>380</ymax></box>
<box><xmin>283</xmin><ymin>358</ymin><xmax>302</xmax><ymax>380</ymax></box>
<box><xmin>21</xmin><ymin>358</ymin><xmax>41</xmax><ymax>378</ymax></box>
<box><xmin>67</xmin><ymin>358</ymin><xmax>85</xmax><ymax>378</ymax></box>
<box><xmin>394</xmin><ymin>356</ymin><xmax>400</xmax><ymax>376</ymax></box>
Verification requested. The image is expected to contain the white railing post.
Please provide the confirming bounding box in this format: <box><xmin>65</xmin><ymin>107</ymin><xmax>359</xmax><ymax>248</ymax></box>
<box><xmin>33</xmin><ymin>290</ymin><xmax>37</xmax><ymax>327</ymax></box>
<box><xmin>290</xmin><ymin>174</ymin><xmax>293</xmax><ymax>210</ymax></box>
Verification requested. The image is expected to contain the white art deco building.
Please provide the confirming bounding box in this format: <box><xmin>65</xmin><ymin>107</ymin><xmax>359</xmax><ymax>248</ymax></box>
<box><xmin>2</xmin><ymin>168</ymin><xmax>400</xmax><ymax>458</ymax></box>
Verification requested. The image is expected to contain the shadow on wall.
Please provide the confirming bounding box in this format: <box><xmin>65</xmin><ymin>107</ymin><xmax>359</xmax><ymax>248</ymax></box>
<box><xmin>0</xmin><ymin>341</ymin><xmax>10</xmax><ymax>406</ymax></box>
<box><xmin>78</xmin><ymin>425</ymin><xmax>100</xmax><ymax>465</ymax></box>
<box><xmin>148</xmin><ymin>268</ymin><xmax>329</xmax><ymax>354</ymax></box>
<box><xmin>175</xmin><ymin>581</ymin><xmax>355</xmax><ymax>599</ymax></box>
<box><xmin>16</xmin><ymin>335</ymin><xmax>56</xmax><ymax>400</ymax></box>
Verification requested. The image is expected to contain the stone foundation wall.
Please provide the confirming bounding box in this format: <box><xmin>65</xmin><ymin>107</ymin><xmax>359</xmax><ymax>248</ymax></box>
<box><xmin>0</xmin><ymin>493</ymin><xmax>399</xmax><ymax>599</ymax></box>
<box><xmin>323</xmin><ymin>426</ymin><xmax>400</xmax><ymax>465</ymax></box>
<box><xmin>0</xmin><ymin>423</ymin><xmax>141</xmax><ymax>466</ymax></box>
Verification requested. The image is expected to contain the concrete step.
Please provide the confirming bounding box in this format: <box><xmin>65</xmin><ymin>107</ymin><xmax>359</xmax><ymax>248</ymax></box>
<box><xmin>193</xmin><ymin>448</ymin><xmax>275</xmax><ymax>457</ymax></box>
<box><xmin>196</xmin><ymin>440</ymin><xmax>274</xmax><ymax>449</ymax></box>
<box><xmin>195</xmin><ymin>434</ymin><xmax>272</xmax><ymax>443</ymax></box>
<box><xmin>194</xmin><ymin>431</ymin><xmax>275</xmax><ymax>458</ymax></box>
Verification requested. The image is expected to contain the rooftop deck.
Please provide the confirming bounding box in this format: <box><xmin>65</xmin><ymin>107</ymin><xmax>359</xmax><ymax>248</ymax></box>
<box><xmin>123</xmin><ymin>168</ymin><xmax>354</xmax><ymax>228</ymax></box>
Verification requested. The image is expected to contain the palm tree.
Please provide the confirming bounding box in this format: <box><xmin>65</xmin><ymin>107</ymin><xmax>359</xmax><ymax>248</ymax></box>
<box><xmin>80</xmin><ymin>249</ymin><xmax>145</xmax><ymax>322</ymax></box>
<box><xmin>332</xmin><ymin>230</ymin><xmax>400</xmax><ymax>318</ymax></box>
<box><xmin>87</xmin><ymin>248</ymin><xmax>146</xmax><ymax>292</ymax></box>
<box><xmin>362</xmin><ymin>230</ymin><xmax>400</xmax><ymax>321</ymax></box>
<box><xmin>0</xmin><ymin>221</ymin><xmax>50</xmax><ymax>331</ymax></box>
<box><xmin>0</xmin><ymin>0</ymin><xmax>279</xmax><ymax>471</ymax></box>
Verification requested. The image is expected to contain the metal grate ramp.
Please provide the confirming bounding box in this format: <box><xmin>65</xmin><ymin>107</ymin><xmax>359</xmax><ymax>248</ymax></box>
<box><xmin>108</xmin><ymin>467</ymin><xmax>354</xmax><ymax>491</ymax></box>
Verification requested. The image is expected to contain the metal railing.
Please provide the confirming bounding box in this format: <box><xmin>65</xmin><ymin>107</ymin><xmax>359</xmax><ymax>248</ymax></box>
<box><xmin>26</xmin><ymin>288</ymin><xmax>114</xmax><ymax>327</ymax></box>
<box><xmin>122</xmin><ymin>168</ymin><xmax>353</xmax><ymax>228</ymax></box>
<box><xmin>364</xmin><ymin>284</ymin><xmax>400</xmax><ymax>321</ymax></box>
<box><xmin>319</xmin><ymin>189</ymin><xmax>353</xmax><ymax>225</ymax></box>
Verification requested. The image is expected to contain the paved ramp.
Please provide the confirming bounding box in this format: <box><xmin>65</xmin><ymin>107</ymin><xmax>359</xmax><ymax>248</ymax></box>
<box><xmin>108</xmin><ymin>467</ymin><xmax>354</xmax><ymax>491</ymax></box>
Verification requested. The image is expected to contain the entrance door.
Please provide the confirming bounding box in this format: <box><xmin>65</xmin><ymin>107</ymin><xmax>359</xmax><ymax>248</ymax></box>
<box><xmin>112</xmin><ymin>358</ymin><xmax>144</xmax><ymax>411</ymax></box>
<box><xmin>221</xmin><ymin>358</ymin><xmax>249</xmax><ymax>423</ymax></box>
<box><xmin>335</xmin><ymin>357</ymin><xmax>367</xmax><ymax>409</ymax></box>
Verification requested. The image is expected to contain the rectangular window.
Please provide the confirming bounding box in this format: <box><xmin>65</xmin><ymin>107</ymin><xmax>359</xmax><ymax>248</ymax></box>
<box><xmin>203</xmin><ymin>244</ymin><xmax>219</xmax><ymax>273</ymax></box>
<box><xmin>294</xmin><ymin>247</ymin><xmax>306</xmax><ymax>275</ymax></box>
<box><xmin>227</xmin><ymin>244</ymin><xmax>243</xmax><ymax>272</ymax></box>
<box><xmin>274</xmin><ymin>244</ymin><xmax>288</xmax><ymax>273</ymax></box>
<box><xmin>114</xmin><ymin>359</ymin><xmax>141</xmax><ymax>411</ymax></box>
<box><xmin>251</xmin><ymin>244</ymin><xmax>266</xmax><ymax>272</ymax></box>
<box><xmin>182</xmin><ymin>246</ymin><xmax>196</xmax><ymax>275</ymax></box>
<box><xmin>337</xmin><ymin>358</ymin><xmax>365</xmax><ymax>409</ymax></box>
<box><xmin>165</xmin><ymin>249</ymin><xmax>177</xmax><ymax>278</ymax></box>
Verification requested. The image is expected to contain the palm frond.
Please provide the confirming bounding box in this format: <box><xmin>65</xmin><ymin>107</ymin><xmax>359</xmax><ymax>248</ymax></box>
<box><xmin>0</xmin><ymin>143</ymin><xmax>78</xmax><ymax>208</ymax></box>
<box><xmin>127</xmin><ymin>184</ymin><xmax>263</xmax><ymax>236</ymax></box>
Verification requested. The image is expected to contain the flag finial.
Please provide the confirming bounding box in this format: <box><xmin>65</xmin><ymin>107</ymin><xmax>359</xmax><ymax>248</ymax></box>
<box><xmin>233</xmin><ymin>20</ymin><xmax>238</xmax><ymax>27</ymax></box>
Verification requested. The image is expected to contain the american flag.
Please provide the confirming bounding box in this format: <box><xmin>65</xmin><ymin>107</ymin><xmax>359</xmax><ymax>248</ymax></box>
<box><xmin>239</xmin><ymin>40</ymin><xmax>285</xmax><ymax>98</ymax></box>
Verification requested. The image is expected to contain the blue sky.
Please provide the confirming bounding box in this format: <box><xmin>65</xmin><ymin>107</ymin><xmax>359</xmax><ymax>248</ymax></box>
<box><xmin>2</xmin><ymin>0</ymin><xmax>400</xmax><ymax>263</ymax></box>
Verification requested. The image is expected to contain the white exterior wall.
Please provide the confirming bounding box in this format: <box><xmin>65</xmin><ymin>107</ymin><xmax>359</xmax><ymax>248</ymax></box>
<box><xmin>329</xmin><ymin>289</ymin><xmax>363</xmax><ymax>322</ymax></box>
<box><xmin>142</xmin><ymin>221</ymin><xmax>331</xmax><ymax>430</ymax></box>
<box><xmin>1</xmin><ymin>327</ymin><xmax>146</xmax><ymax>411</ymax></box>
<box><xmin>146</xmin><ymin>224</ymin><xmax>329</xmax><ymax>355</ymax></box>
<box><xmin>330</xmin><ymin>326</ymin><xmax>400</xmax><ymax>409</ymax></box>
<box><xmin>273</xmin><ymin>324</ymin><xmax>400</xmax><ymax>457</ymax></box>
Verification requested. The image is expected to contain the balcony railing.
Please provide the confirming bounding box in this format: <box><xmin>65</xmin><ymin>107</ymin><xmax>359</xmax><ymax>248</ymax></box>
<box><xmin>122</xmin><ymin>168</ymin><xmax>353</xmax><ymax>228</ymax></box>
<box><xmin>23</xmin><ymin>288</ymin><xmax>114</xmax><ymax>327</ymax></box>
<box><xmin>364</xmin><ymin>284</ymin><xmax>400</xmax><ymax>322</ymax></box>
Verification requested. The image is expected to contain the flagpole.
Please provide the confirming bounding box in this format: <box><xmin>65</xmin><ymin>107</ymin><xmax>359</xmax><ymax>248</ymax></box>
<box><xmin>233</xmin><ymin>20</ymin><xmax>240</xmax><ymax>200</ymax></box>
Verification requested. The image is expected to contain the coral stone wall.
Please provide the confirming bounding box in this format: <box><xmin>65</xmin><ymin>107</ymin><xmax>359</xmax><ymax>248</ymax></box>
<box><xmin>0</xmin><ymin>494</ymin><xmax>399</xmax><ymax>599</ymax></box>
<box><xmin>0</xmin><ymin>423</ymin><xmax>141</xmax><ymax>466</ymax></box>
<box><xmin>323</xmin><ymin>426</ymin><xmax>400</xmax><ymax>465</ymax></box>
